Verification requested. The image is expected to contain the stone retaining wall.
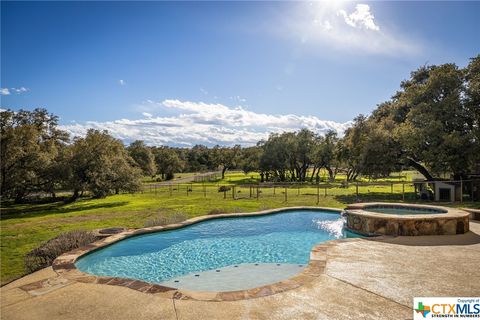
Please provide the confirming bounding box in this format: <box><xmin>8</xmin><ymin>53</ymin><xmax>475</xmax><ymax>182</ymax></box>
<box><xmin>463</xmin><ymin>208</ymin><xmax>480</xmax><ymax>221</ymax></box>
<box><xmin>344</xmin><ymin>203</ymin><xmax>470</xmax><ymax>236</ymax></box>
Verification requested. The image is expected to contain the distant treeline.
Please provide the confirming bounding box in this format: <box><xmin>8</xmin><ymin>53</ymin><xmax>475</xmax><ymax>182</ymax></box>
<box><xmin>1</xmin><ymin>56</ymin><xmax>479</xmax><ymax>203</ymax></box>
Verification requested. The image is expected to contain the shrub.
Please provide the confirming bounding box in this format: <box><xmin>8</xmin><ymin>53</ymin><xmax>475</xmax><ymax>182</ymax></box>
<box><xmin>144</xmin><ymin>213</ymin><xmax>188</xmax><ymax>227</ymax></box>
<box><xmin>144</xmin><ymin>215</ymin><xmax>169</xmax><ymax>227</ymax></box>
<box><xmin>218</xmin><ymin>186</ymin><xmax>231</xmax><ymax>192</ymax></box>
<box><xmin>208</xmin><ymin>208</ymin><xmax>225</xmax><ymax>215</ymax></box>
<box><xmin>25</xmin><ymin>230</ymin><xmax>98</xmax><ymax>273</ymax></box>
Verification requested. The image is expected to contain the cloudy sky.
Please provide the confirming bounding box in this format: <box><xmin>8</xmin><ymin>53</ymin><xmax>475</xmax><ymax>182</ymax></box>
<box><xmin>1</xmin><ymin>1</ymin><xmax>479</xmax><ymax>146</ymax></box>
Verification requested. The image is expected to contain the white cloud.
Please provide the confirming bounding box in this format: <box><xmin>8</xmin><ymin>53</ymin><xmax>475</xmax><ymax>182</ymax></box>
<box><xmin>13</xmin><ymin>87</ymin><xmax>29</xmax><ymax>94</ymax></box>
<box><xmin>1</xmin><ymin>87</ymin><xmax>29</xmax><ymax>95</ymax></box>
<box><xmin>61</xmin><ymin>99</ymin><xmax>351</xmax><ymax>147</ymax></box>
<box><xmin>276</xmin><ymin>2</ymin><xmax>420</xmax><ymax>56</ymax></box>
<box><xmin>322</xmin><ymin>20</ymin><xmax>333</xmax><ymax>31</ymax></box>
<box><xmin>119</xmin><ymin>79</ymin><xmax>126</xmax><ymax>86</ymax></box>
<box><xmin>142</xmin><ymin>112</ymin><xmax>153</xmax><ymax>118</ymax></box>
<box><xmin>230</xmin><ymin>95</ymin><xmax>247</xmax><ymax>103</ymax></box>
<box><xmin>337</xmin><ymin>4</ymin><xmax>379</xmax><ymax>31</ymax></box>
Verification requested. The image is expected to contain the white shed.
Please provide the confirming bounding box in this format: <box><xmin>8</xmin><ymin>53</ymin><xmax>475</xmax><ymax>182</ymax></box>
<box><xmin>433</xmin><ymin>181</ymin><xmax>455</xmax><ymax>202</ymax></box>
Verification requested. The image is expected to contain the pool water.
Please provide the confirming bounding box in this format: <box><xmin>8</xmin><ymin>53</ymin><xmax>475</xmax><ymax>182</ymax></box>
<box><xmin>365</xmin><ymin>206</ymin><xmax>445</xmax><ymax>215</ymax></box>
<box><xmin>76</xmin><ymin>210</ymin><xmax>359</xmax><ymax>284</ymax></box>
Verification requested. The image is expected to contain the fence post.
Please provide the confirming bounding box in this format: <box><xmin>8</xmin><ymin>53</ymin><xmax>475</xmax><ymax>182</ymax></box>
<box><xmin>472</xmin><ymin>181</ymin><xmax>475</xmax><ymax>202</ymax></box>
<box><xmin>284</xmin><ymin>186</ymin><xmax>287</xmax><ymax>202</ymax></box>
<box><xmin>402</xmin><ymin>183</ymin><xmax>405</xmax><ymax>201</ymax></box>
<box><xmin>232</xmin><ymin>186</ymin><xmax>235</xmax><ymax>200</ymax></box>
<box><xmin>460</xmin><ymin>179</ymin><xmax>463</xmax><ymax>203</ymax></box>
<box><xmin>391</xmin><ymin>183</ymin><xmax>393</xmax><ymax>194</ymax></box>
<box><xmin>186</xmin><ymin>184</ymin><xmax>189</xmax><ymax>196</ymax></box>
<box><xmin>356</xmin><ymin>182</ymin><xmax>359</xmax><ymax>198</ymax></box>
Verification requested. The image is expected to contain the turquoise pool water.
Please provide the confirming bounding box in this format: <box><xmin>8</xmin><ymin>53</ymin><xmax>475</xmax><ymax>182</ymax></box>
<box><xmin>76</xmin><ymin>210</ymin><xmax>358</xmax><ymax>284</ymax></box>
<box><xmin>365</xmin><ymin>206</ymin><xmax>446</xmax><ymax>215</ymax></box>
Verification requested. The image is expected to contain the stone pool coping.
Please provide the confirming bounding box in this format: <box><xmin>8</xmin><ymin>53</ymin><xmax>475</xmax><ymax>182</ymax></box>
<box><xmin>53</xmin><ymin>206</ymin><xmax>375</xmax><ymax>301</ymax></box>
<box><xmin>344</xmin><ymin>202</ymin><xmax>470</xmax><ymax>236</ymax></box>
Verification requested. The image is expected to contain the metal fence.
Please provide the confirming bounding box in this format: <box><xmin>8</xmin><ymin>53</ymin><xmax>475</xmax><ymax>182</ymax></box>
<box><xmin>140</xmin><ymin>179</ymin><xmax>480</xmax><ymax>204</ymax></box>
<box><xmin>19</xmin><ymin>179</ymin><xmax>479</xmax><ymax>204</ymax></box>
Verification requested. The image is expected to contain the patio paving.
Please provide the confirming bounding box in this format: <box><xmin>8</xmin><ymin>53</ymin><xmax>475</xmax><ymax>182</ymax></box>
<box><xmin>2</xmin><ymin>221</ymin><xmax>479</xmax><ymax>320</ymax></box>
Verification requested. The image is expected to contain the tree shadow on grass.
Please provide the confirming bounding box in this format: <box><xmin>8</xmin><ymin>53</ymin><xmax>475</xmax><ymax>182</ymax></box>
<box><xmin>0</xmin><ymin>201</ymin><xmax>129</xmax><ymax>221</ymax></box>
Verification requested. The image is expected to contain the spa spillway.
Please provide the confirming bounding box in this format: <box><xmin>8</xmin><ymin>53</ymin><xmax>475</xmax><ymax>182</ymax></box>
<box><xmin>344</xmin><ymin>203</ymin><xmax>470</xmax><ymax>236</ymax></box>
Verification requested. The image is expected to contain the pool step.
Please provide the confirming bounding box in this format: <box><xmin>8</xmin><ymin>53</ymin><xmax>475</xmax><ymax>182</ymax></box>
<box><xmin>159</xmin><ymin>263</ymin><xmax>305</xmax><ymax>292</ymax></box>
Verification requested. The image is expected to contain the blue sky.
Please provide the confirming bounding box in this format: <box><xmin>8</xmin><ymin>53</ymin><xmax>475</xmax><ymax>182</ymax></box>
<box><xmin>1</xmin><ymin>1</ymin><xmax>479</xmax><ymax>146</ymax></box>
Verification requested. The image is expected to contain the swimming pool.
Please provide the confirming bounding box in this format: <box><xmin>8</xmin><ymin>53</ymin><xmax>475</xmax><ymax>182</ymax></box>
<box><xmin>75</xmin><ymin>210</ymin><xmax>358</xmax><ymax>286</ymax></box>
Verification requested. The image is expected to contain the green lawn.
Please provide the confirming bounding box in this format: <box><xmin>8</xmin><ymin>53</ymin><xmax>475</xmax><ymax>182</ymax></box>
<box><xmin>1</xmin><ymin>171</ymin><xmax>478</xmax><ymax>284</ymax></box>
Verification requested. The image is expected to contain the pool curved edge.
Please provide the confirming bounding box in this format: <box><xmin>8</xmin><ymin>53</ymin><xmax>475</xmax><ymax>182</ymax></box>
<box><xmin>344</xmin><ymin>202</ymin><xmax>470</xmax><ymax>236</ymax></box>
<box><xmin>52</xmin><ymin>206</ymin><xmax>371</xmax><ymax>301</ymax></box>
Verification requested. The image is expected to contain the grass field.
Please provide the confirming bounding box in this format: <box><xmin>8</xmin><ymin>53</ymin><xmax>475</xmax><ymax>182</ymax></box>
<box><xmin>1</xmin><ymin>170</ymin><xmax>478</xmax><ymax>284</ymax></box>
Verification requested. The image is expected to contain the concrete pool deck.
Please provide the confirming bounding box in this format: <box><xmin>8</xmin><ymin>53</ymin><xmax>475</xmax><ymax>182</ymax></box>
<box><xmin>2</xmin><ymin>220</ymin><xmax>480</xmax><ymax>320</ymax></box>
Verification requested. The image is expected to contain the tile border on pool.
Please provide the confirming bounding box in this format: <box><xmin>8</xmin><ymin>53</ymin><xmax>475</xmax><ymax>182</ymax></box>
<box><xmin>52</xmin><ymin>206</ymin><xmax>373</xmax><ymax>301</ymax></box>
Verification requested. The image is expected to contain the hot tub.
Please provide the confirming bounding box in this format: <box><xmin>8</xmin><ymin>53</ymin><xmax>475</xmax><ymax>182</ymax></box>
<box><xmin>344</xmin><ymin>203</ymin><xmax>470</xmax><ymax>236</ymax></box>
